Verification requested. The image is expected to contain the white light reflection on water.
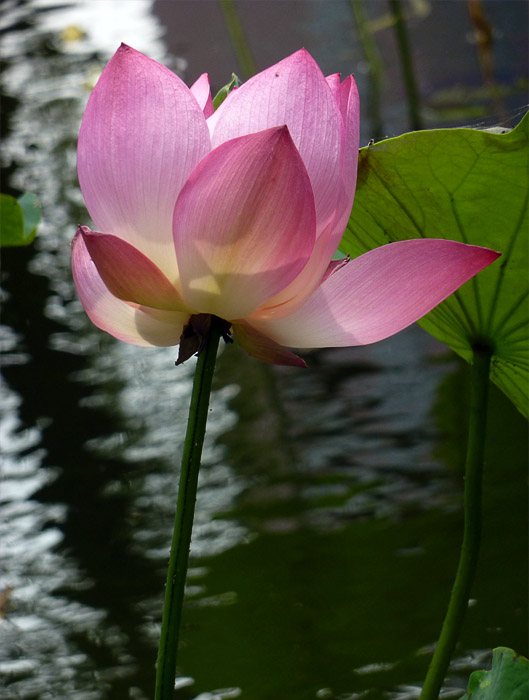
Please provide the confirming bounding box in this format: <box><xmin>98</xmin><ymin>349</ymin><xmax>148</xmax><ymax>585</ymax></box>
<box><xmin>31</xmin><ymin>0</ymin><xmax>169</xmax><ymax>61</ymax></box>
<box><xmin>1</xmin><ymin>1</ymin><xmax>247</xmax><ymax>698</ymax></box>
<box><xmin>0</xmin><ymin>379</ymin><xmax>109</xmax><ymax>699</ymax></box>
<box><xmin>110</xmin><ymin>342</ymin><xmax>247</xmax><ymax>564</ymax></box>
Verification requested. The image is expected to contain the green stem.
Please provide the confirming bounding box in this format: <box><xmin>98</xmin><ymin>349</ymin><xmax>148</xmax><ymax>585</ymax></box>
<box><xmin>155</xmin><ymin>318</ymin><xmax>222</xmax><ymax>700</ymax></box>
<box><xmin>349</xmin><ymin>0</ymin><xmax>384</xmax><ymax>140</ymax></box>
<box><xmin>388</xmin><ymin>0</ymin><xmax>422</xmax><ymax>131</ymax></box>
<box><xmin>219</xmin><ymin>0</ymin><xmax>257</xmax><ymax>80</ymax></box>
<box><xmin>420</xmin><ymin>347</ymin><xmax>492</xmax><ymax>700</ymax></box>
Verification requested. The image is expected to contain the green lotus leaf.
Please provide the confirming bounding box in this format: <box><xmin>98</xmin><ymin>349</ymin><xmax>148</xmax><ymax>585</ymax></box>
<box><xmin>19</xmin><ymin>192</ymin><xmax>41</xmax><ymax>241</ymax></box>
<box><xmin>0</xmin><ymin>192</ymin><xmax>40</xmax><ymax>247</ymax></box>
<box><xmin>459</xmin><ymin>647</ymin><xmax>528</xmax><ymax>700</ymax></box>
<box><xmin>341</xmin><ymin>114</ymin><xmax>528</xmax><ymax>417</ymax></box>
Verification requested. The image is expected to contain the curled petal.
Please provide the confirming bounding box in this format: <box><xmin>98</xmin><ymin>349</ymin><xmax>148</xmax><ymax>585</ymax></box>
<box><xmin>324</xmin><ymin>73</ymin><xmax>360</xmax><ymax>259</ymax></box>
<box><xmin>320</xmin><ymin>256</ymin><xmax>350</xmax><ymax>283</ymax></box>
<box><xmin>190</xmin><ymin>73</ymin><xmax>214</xmax><ymax>118</ymax></box>
<box><xmin>79</xmin><ymin>227</ymin><xmax>186</xmax><ymax>311</ymax></box>
<box><xmin>174</xmin><ymin>126</ymin><xmax>316</xmax><ymax>320</ymax></box>
<box><xmin>233</xmin><ymin>321</ymin><xmax>306</xmax><ymax>367</ymax></box>
<box><xmin>77</xmin><ymin>43</ymin><xmax>211</xmax><ymax>280</ymax></box>
<box><xmin>72</xmin><ymin>232</ymin><xmax>188</xmax><ymax>346</ymax></box>
<box><xmin>327</xmin><ymin>74</ymin><xmax>360</xmax><ymax>203</ymax></box>
<box><xmin>250</xmin><ymin>240</ymin><xmax>501</xmax><ymax>347</ymax></box>
<box><xmin>210</xmin><ymin>49</ymin><xmax>343</xmax><ymax>234</ymax></box>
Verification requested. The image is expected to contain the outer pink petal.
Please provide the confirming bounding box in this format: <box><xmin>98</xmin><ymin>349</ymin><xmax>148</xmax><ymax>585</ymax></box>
<box><xmin>247</xmin><ymin>218</ymin><xmax>338</xmax><ymax>321</ymax></box>
<box><xmin>233</xmin><ymin>321</ymin><xmax>306</xmax><ymax>367</ymax></box>
<box><xmin>324</xmin><ymin>73</ymin><xmax>360</xmax><ymax>259</ymax></box>
<box><xmin>77</xmin><ymin>44</ymin><xmax>211</xmax><ymax>281</ymax></box>
<box><xmin>78</xmin><ymin>227</ymin><xmax>187</xmax><ymax>311</ymax></box>
<box><xmin>210</xmin><ymin>49</ymin><xmax>342</xmax><ymax>235</ymax></box>
<box><xmin>243</xmin><ymin>73</ymin><xmax>361</xmax><ymax>321</ymax></box>
<box><xmin>173</xmin><ymin>127</ymin><xmax>316</xmax><ymax>320</ymax></box>
<box><xmin>249</xmin><ymin>240</ymin><xmax>501</xmax><ymax>347</ymax></box>
<box><xmin>190</xmin><ymin>73</ymin><xmax>214</xmax><ymax>118</ymax></box>
<box><xmin>72</xmin><ymin>232</ymin><xmax>188</xmax><ymax>346</ymax></box>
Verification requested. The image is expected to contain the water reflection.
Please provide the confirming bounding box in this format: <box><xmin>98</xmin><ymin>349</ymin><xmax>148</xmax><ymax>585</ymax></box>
<box><xmin>32</xmin><ymin>0</ymin><xmax>167</xmax><ymax>59</ymax></box>
<box><xmin>217</xmin><ymin>331</ymin><xmax>457</xmax><ymax>536</ymax></box>
<box><xmin>1</xmin><ymin>1</ymin><xmax>527</xmax><ymax>700</ymax></box>
<box><xmin>1</xmin><ymin>1</ymin><xmax>244</xmax><ymax>698</ymax></box>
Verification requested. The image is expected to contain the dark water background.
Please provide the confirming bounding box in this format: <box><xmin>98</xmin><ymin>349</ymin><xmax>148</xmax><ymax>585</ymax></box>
<box><xmin>1</xmin><ymin>1</ymin><xmax>527</xmax><ymax>699</ymax></box>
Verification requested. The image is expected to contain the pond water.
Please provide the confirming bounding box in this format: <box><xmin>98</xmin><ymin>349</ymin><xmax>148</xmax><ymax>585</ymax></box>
<box><xmin>1</xmin><ymin>2</ymin><xmax>527</xmax><ymax>699</ymax></box>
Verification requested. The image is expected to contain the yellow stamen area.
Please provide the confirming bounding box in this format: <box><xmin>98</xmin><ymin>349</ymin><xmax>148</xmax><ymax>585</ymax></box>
<box><xmin>188</xmin><ymin>274</ymin><xmax>222</xmax><ymax>296</ymax></box>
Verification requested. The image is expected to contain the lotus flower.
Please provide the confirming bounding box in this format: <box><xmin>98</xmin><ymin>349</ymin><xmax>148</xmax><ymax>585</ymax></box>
<box><xmin>72</xmin><ymin>45</ymin><xmax>499</xmax><ymax>366</ymax></box>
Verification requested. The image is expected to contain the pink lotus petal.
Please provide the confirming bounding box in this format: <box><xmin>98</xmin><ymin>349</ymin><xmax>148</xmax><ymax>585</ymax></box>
<box><xmin>248</xmin><ymin>219</ymin><xmax>340</xmax><ymax>320</ymax></box>
<box><xmin>190</xmin><ymin>73</ymin><xmax>214</xmax><ymax>118</ymax></box>
<box><xmin>324</xmin><ymin>73</ymin><xmax>360</xmax><ymax>258</ymax></box>
<box><xmin>325</xmin><ymin>73</ymin><xmax>341</xmax><ymax>91</ymax></box>
<box><xmin>174</xmin><ymin>126</ymin><xmax>316</xmax><ymax>320</ymax></box>
<box><xmin>79</xmin><ymin>227</ymin><xmax>186</xmax><ymax>311</ymax></box>
<box><xmin>72</xmin><ymin>231</ymin><xmax>188</xmax><ymax>346</ymax></box>
<box><xmin>233</xmin><ymin>321</ymin><xmax>306</xmax><ymax>367</ymax></box>
<box><xmin>204</xmin><ymin>86</ymin><xmax>239</xmax><ymax>135</ymax></box>
<box><xmin>244</xmin><ymin>73</ymin><xmax>361</xmax><ymax>320</ymax></box>
<box><xmin>210</xmin><ymin>49</ymin><xmax>342</xmax><ymax>235</ymax></box>
<box><xmin>77</xmin><ymin>44</ymin><xmax>211</xmax><ymax>281</ymax></box>
<box><xmin>250</xmin><ymin>240</ymin><xmax>501</xmax><ymax>348</ymax></box>
<box><xmin>320</xmin><ymin>256</ymin><xmax>350</xmax><ymax>283</ymax></box>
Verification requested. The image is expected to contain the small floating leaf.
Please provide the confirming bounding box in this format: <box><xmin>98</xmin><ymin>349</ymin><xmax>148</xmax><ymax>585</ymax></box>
<box><xmin>458</xmin><ymin>647</ymin><xmax>528</xmax><ymax>700</ymax></box>
<box><xmin>19</xmin><ymin>193</ymin><xmax>41</xmax><ymax>241</ymax></box>
<box><xmin>341</xmin><ymin>114</ymin><xmax>528</xmax><ymax>417</ymax></box>
<box><xmin>0</xmin><ymin>193</ymin><xmax>41</xmax><ymax>247</ymax></box>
